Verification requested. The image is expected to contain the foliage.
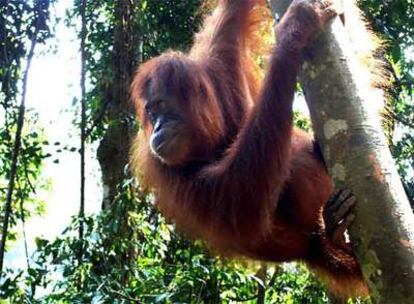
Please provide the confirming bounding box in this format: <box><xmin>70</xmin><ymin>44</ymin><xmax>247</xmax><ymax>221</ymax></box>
<box><xmin>359</xmin><ymin>0</ymin><xmax>414</xmax><ymax>205</ymax></box>
<box><xmin>294</xmin><ymin>111</ymin><xmax>312</xmax><ymax>132</ymax></box>
<box><xmin>0</xmin><ymin>0</ymin><xmax>54</xmax><ymax>259</ymax></box>
<box><xmin>1</xmin><ymin>179</ymin><xmax>331</xmax><ymax>303</ymax></box>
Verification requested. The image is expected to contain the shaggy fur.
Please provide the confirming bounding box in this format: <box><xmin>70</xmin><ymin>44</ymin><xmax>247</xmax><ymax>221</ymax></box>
<box><xmin>130</xmin><ymin>0</ymin><xmax>381</xmax><ymax>297</ymax></box>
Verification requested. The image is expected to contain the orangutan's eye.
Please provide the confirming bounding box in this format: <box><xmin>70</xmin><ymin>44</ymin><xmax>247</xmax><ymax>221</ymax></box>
<box><xmin>158</xmin><ymin>100</ymin><xmax>167</xmax><ymax>111</ymax></box>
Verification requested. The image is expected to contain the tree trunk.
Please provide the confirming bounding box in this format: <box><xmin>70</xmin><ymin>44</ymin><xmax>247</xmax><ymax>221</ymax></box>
<box><xmin>97</xmin><ymin>0</ymin><xmax>141</xmax><ymax>210</ymax></box>
<box><xmin>95</xmin><ymin>0</ymin><xmax>142</xmax><ymax>287</ymax></box>
<box><xmin>270</xmin><ymin>1</ymin><xmax>414</xmax><ymax>303</ymax></box>
<box><xmin>256</xmin><ymin>264</ymin><xmax>267</xmax><ymax>304</ymax></box>
<box><xmin>78</xmin><ymin>0</ymin><xmax>87</xmax><ymax>264</ymax></box>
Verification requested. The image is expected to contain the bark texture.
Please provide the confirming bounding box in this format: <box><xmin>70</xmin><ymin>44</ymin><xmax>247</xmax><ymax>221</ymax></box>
<box><xmin>97</xmin><ymin>0</ymin><xmax>141</xmax><ymax>209</ymax></box>
<box><xmin>270</xmin><ymin>0</ymin><xmax>414</xmax><ymax>303</ymax></box>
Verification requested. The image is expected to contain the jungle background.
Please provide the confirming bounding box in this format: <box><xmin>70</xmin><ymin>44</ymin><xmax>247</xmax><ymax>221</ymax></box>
<box><xmin>0</xmin><ymin>0</ymin><xmax>413</xmax><ymax>303</ymax></box>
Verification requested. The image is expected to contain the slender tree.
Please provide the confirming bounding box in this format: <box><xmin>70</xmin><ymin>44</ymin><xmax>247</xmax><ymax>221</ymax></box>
<box><xmin>19</xmin><ymin>197</ymin><xmax>30</xmax><ymax>270</ymax></box>
<box><xmin>0</xmin><ymin>0</ymin><xmax>50</xmax><ymax>278</ymax></box>
<box><xmin>78</xmin><ymin>0</ymin><xmax>87</xmax><ymax>264</ymax></box>
<box><xmin>270</xmin><ymin>0</ymin><xmax>414</xmax><ymax>303</ymax></box>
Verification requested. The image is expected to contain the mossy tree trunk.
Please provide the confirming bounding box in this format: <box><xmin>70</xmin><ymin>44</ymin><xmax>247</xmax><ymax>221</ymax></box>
<box><xmin>97</xmin><ymin>0</ymin><xmax>141</xmax><ymax>210</ymax></box>
<box><xmin>270</xmin><ymin>1</ymin><xmax>414</xmax><ymax>303</ymax></box>
<box><xmin>94</xmin><ymin>0</ymin><xmax>142</xmax><ymax>286</ymax></box>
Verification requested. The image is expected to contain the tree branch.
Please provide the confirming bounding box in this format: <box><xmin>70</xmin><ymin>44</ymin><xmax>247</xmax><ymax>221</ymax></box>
<box><xmin>78</xmin><ymin>0</ymin><xmax>87</xmax><ymax>265</ymax></box>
